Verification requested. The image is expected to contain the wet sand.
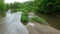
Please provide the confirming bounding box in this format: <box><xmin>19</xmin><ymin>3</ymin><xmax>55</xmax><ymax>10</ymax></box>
<box><xmin>26</xmin><ymin>22</ymin><xmax>60</xmax><ymax>34</ymax></box>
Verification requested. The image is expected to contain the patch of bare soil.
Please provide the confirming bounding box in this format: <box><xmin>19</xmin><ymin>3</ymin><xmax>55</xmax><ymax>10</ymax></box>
<box><xmin>26</xmin><ymin>22</ymin><xmax>60</xmax><ymax>34</ymax></box>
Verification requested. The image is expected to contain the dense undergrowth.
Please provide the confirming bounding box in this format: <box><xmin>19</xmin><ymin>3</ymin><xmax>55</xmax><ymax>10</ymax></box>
<box><xmin>21</xmin><ymin>12</ymin><xmax>29</xmax><ymax>25</ymax></box>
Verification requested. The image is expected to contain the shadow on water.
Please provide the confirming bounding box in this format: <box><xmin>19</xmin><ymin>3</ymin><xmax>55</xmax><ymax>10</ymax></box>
<box><xmin>0</xmin><ymin>10</ymin><xmax>29</xmax><ymax>34</ymax></box>
<box><xmin>0</xmin><ymin>11</ymin><xmax>6</xmax><ymax>18</ymax></box>
<box><xmin>39</xmin><ymin>13</ymin><xmax>60</xmax><ymax>30</ymax></box>
<box><xmin>11</xmin><ymin>9</ymin><xmax>21</xmax><ymax>14</ymax></box>
<box><xmin>11</xmin><ymin>9</ymin><xmax>18</xmax><ymax>13</ymax></box>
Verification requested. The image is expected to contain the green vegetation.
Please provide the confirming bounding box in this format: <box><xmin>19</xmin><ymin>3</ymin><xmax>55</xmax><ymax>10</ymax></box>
<box><xmin>4</xmin><ymin>0</ymin><xmax>60</xmax><ymax>14</ymax></box>
<box><xmin>31</xmin><ymin>16</ymin><xmax>47</xmax><ymax>24</ymax></box>
<box><xmin>21</xmin><ymin>12</ymin><xmax>29</xmax><ymax>25</ymax></box>
<box><xmin>0</xmin><ymin>0</ymin><xmax>7</xmax><ymax>18</ymax></box>
<box><xmin>10</xmin><ymin>2</ymin><xmax>21</xmax><ymax>9</ymax></box>
<box><xmin>5</xmin><ymin>3</ymin><xmax>10</xmax><ymax>10</ymax></box>
<box><xmin>0</xmin><ymin>0</ymin><xmax>59</xmax><ymax>14</ymax></box>
<box><xmin>19</xmin><ymin>0</ymin><xmax>60</xmax><ymax>14</ymax></box>
<box><xmin>0</xmin><ymin>0</ymin><xmax>6</xmax><ymax>11</ymax></box>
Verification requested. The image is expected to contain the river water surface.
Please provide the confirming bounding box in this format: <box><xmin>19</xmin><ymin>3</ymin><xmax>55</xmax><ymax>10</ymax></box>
<box><xmin>0</xmin><ymin>10</ymin><xmax>29</xmax><ymax>34</ymax></box>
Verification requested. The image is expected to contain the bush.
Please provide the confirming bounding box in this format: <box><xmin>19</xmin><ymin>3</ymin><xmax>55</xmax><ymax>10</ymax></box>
<box><xmin>33</xmin><ymin>0</ymin><xmax>60</xmax><ymax>14</ymax></box>
<box><xmin>21</xmin><ymin>12</ymin><xmax>29</xmax><ymax>25</ymax></box>
<box><xmin>31</xmin><ymin>16</ymin><xmax>47</xmax><ymax>24</ymax></box>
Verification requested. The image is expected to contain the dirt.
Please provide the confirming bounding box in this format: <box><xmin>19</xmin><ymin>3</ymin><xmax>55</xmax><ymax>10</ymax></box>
<box><xmin>26</xmin><ymin>22</ymin><xmax>60</xmax><ymax>34</ymax></box>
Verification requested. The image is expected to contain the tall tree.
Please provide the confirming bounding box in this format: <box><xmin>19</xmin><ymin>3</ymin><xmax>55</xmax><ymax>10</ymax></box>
<box><xmin>0</xmin><ymin>0</ymin><xmax>6</xmax><ymax>17</ymax></box>
<box><xmin>0</xmin><ymin>0</ymin><xmax>6</xmax><ymax>11</ymax></box>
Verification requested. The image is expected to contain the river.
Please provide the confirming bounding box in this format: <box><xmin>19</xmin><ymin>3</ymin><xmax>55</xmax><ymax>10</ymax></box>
<box><xmin>0</xmin><ymin>10</ymin><xmax>29</xmax><ymax>34</ymax></box>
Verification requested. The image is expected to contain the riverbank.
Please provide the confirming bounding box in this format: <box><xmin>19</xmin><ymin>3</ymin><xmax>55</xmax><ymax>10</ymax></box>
<box><xmin>26</xmin><ymin>22</ymin><xmax>60</xmax><ymax>34</ymax></box>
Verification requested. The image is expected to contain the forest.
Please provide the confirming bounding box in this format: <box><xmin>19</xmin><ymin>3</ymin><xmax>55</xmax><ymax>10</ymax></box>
<box><xmin>0</xmin><ymin>0</ymin><xmax>60</xmax><ymax>13</ymax></box>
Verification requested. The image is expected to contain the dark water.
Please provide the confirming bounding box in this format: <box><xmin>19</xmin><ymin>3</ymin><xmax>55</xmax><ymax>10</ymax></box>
<box><xmin>39</xmin><ymin>14</ymin><xmax>60</xmax><ymax>30</ymax></box>
<box><xmin>0</xmin><ymin>10</ymin><xmax>29</xmax><ymax>34</ymax></box>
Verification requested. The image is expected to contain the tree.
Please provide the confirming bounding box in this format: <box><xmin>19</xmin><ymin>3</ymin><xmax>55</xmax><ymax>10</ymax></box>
<box><xmin>34</xmin><ymin>0</ymin><xmax>60</xmax><ymax>13</ymax></box>
<box><xmin>23</xmin><ymin>0</ymin><xmax>60</xmax><ymax>14</ymax></box>
<box><xmin>5</xmin><ymin>3</ymin><xmax>10</xmax><ymax>10</ymax></box>
<box><xmin>10</xmin><ymin>2</ymin><xmax>22</xmax><ymax>9</ymax></box>
<box><xmin>0</xmin><ymin>0</ymin><xmax>7</xmax><ymax>17</ymax></box>
<box><xmin>0</xmin><ymin>0</ymin><xmax>6</xmax><ymax>11</ymax></box>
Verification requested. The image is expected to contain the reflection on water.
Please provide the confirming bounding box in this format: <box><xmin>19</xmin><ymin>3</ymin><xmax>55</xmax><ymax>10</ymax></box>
<box><xmin>39</xmin><ymin>14</ymin><xmax>60</xmax><ymax>30</ymax></box>
<box><xmin>0</xmin><ymin>10</ymin><xmax>29</xmax><ymax>34</ymax></box>
<box><xmin>11</xmin><ymin>9</ymin><xmax>19</xmax><ymax>13</ymax></box>
<box><xmin>0</xmin><ymin>11</ymin><xmax>6</xmax><ymax>18</ymax></box>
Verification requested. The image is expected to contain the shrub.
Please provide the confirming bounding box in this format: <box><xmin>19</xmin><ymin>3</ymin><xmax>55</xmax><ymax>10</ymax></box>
<box><xmin>31</xmin><ymin>16</ymin><xmax>47</xmax><ymax>24</ymax></box>
<box><xmin>21</xmin><ymin>12</ymin><xmax>29</xmax><ymax>25</ymax></box>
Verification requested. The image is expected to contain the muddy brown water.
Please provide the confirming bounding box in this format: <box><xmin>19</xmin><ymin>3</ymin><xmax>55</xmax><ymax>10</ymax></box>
<box><xmin>39</xmin><ymin>13</ymin><xmax>60</xmax><ymax>30</ymax></box>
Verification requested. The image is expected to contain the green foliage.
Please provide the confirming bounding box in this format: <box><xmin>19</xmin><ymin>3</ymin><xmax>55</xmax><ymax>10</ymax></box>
<box><xmin>21</xmin><ymin>0</ymin><xmax>60</xmax><ymax>14</ymax></box>
<box><xmin>5</xmin><ymin>3</ymin><xmax>10</xmax><ymax>10</ymax></box>
<box><xmin>9</xmin><ymin>2</ymin><xmax>27</xmax><ymax>12</ymax></box>
<box><xmin>31</xmin><ymin>16</ymin><xmax>47</xmax><ymax>24</ymax></box>
<box><xmin>10</xmin><ymin>2</ymin><xmax>21</xmax><ymax>9</ymax></box>
<box><xmin>0</xmin><ymin>0</ymin><xmax>7</xmax><ymax>17</ymax></box>
<box><xmin>21</xmin><ymin>12</ymin><xmax>29</xmax><ymax>25</ymax></box>
<box><xmin>34</xmin><ymin>0</ymin><xmax>60</xmax><ymax>13</ymax></box>
<box><xmin>0</xmin><ymin>0</ymin><xmax>6</xmax><ymax>11</ymax></box>
<box><xmin>23</xmin><ymin>1</ymin><xmax>38</xmax><ymax>12</ymax></box>
<box><xmin>5</xmin><ymin>0</ymin><xmax>60</xmax><ymax>14</ymax></box>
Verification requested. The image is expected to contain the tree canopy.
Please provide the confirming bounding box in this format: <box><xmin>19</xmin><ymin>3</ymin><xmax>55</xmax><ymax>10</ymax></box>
<box><xmin>5</xmin><ymin>0</ymin><xmax>60</xmax><ymax>14</ymax></box>
<box><xmin>0</xmin><ymin>0</ymin><xmax>6</xmax><ymax>11</ymax></box>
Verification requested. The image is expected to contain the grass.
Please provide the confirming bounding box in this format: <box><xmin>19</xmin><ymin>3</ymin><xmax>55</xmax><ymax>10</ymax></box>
<box><xmin>31</xmin><ymin>16</ymin><xmax>47</xmax><ymax>25</ymax></box>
